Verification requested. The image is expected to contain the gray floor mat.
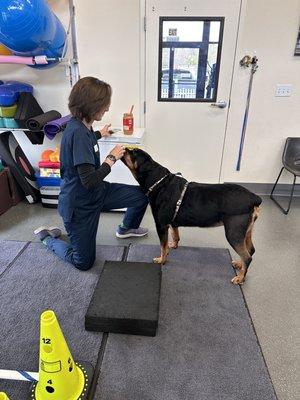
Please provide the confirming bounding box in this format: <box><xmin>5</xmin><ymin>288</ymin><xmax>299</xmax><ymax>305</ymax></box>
<box><xmin>0</xmin><ymin>242</ymin><xmax>124</xmax><ymax>399</ymax></box>
<box><xmin>0</xmin><ymin>240</ymin><xmax>28</xmax><ymax>275</ymax></box>
<box><xmin>96</xmin><ymin>244</ymin><xmax>277</xmax><ymax>400</ymax></box>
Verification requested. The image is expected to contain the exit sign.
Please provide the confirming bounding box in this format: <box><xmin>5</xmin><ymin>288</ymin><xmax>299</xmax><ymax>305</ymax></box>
<box><xmin>169</xmin><ymin>28</ymin><xmax>177</xmax><ymax>36</ymax></box>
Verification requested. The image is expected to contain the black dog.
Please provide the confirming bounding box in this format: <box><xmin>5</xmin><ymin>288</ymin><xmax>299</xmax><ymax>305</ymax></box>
<box><xmin>122</xmin><ymin>148</ymin><xmax>262</xmax><ymax>284</ymax></box>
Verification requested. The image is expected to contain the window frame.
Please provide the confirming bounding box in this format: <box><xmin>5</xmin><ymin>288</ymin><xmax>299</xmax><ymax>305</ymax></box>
<box><xmin>157</xmin><ymin>16</ymin><xmax>225</xmax><ymax>103</ymax></box>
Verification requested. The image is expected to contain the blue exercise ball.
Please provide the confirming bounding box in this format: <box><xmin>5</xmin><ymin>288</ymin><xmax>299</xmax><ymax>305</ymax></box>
<box><xmin>0</xmin><ymin>0</ymin><xmax>67</xmax><ymax>68</ymax></box>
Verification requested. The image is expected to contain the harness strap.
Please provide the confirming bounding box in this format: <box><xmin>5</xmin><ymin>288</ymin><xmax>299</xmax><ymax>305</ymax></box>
<box><xmin>172</xmin><ymin>181</ymin><xmax>189</xmax><ymax>222</ymax></box>
<box><xmin>146</xmin><ymin>174</ymin><xmax>169</xmax><ymax>196</ymax></box>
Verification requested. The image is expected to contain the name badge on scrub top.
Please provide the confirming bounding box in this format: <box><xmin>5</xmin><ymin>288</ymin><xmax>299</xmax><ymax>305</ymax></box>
<box><xmin>94</xmin><ymin>144</ymin><xmax>99</xmax><ymax>153</ymax></box>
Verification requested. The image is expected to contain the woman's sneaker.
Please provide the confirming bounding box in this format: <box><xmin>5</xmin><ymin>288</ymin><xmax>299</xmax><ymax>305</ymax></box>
<box><xmin>116</xmin><ymin>226</ymin><xmax>148</xmax><ymax>239</ymax></box>
<box><xmin>34</xmin><ymin>226</ymin><xmax>62</xmax><ymax>241</ymax></box>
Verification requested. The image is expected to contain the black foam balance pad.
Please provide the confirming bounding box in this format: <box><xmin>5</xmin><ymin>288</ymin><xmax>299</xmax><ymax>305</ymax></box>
<box><xmin>85</xmin><ymin>261</ymin><xmax>162</xmax><ymax>337</ymax></box>
<box><xmin>14</xmin><ymin>92</ymin><xmax>44</xmax><ymax>129</ymax></box>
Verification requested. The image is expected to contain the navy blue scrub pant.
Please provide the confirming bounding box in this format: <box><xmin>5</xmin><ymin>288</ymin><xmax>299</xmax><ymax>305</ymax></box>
<box><xmin>45</xmin><ymin>183</ymin><xmax>148</xmax><ymax>270</ymax></box>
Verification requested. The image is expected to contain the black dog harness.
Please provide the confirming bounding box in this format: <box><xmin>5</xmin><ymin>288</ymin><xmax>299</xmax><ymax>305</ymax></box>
<box><xmin>146</xmin><ymin>174</ymin><xmax>189</xmax><ymax>222</ymax></box>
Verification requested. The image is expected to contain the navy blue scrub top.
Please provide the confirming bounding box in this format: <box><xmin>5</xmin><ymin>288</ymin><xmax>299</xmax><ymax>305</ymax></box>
<box><xmin>58</xmin><ymin>117</ymin><xmax>104</xmax><ymax>221</ymax></box>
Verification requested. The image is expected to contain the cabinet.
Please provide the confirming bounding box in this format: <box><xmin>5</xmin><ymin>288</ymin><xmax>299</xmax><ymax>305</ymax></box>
<box><xmin>97</xmin><ymin>127</ymin><xmax>145</xmax><ymax>185</ymax></box>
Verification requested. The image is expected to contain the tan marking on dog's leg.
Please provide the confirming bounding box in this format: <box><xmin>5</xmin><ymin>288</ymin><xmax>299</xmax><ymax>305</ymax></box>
<box><xmin>168</xmin><ymin>226</ymin><xmax>180</xmax><ymax>249</ymax></box>
<box><xmin>153</xmin><ymin>242</ymin><xmax>169</xmax><ymax>264</ymax></box>
<box><xmin>245</xmin><ymin>226</ymin><xmax>254</xmax><ymax>255</ymax></box>
<box><xmin>246</xmin><ymin>206</ymin><xmax>260</xmax><ymax>255</ymax></box>
<box><xmin>231</xmin><ymin>243</ymin><xmax>252</xmax><ymax>285</ymax></box>
<box><xmin>232</xmin><ymin>260</ymin><xmax>243</xmax><ymax>270</ymax></box>
<box><xmin>153</xmin><ymin>227</ymin><xmax>169</xmax><ymax>264</ymax></box>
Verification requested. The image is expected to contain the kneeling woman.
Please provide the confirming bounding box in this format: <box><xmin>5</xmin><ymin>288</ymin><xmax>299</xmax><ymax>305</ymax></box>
<box><xmin>34</xmin><ymin>77</ymin><xmax>148</xmax><ymax>270</ymax></box>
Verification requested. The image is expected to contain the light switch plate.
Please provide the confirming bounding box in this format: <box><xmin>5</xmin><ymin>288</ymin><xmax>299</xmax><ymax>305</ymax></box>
<box><xmin>275</xmin><ymin>84</ymin><xmax>292</xmax><ymax>97</ymax></box>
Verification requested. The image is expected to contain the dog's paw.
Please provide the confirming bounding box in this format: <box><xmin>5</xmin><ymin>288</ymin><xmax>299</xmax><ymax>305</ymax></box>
<box><xmin>232</xmin><ymin>260</ymin><xmax>243</xmax><ymax>270</ymax></box>
<box><xmin>153</xmin><ymin>257</ymin><xmax>166</xmax><ymax>265</ymax></box>
<box><xmin>168</xmin><ymin>241</ymin><xmax>178</xmax><ymax>249</ymax></box>
<box><xmin>231</xmin><ymin>275</ymin><xmax>245</xmax><ymax>285</ymax></box>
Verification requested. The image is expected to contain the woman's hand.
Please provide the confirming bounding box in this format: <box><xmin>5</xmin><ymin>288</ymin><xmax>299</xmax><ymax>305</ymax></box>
<box><xmin>100</xmin><ymin>124</ymin><xmax>112</xmax><ymax>137</ymax></box>
<box><xmin>110</xmin><ymin>145</ymin><xmax>125</xmax><ymax>160</ymax></box>
<box><xmin>104</xmin><ymin>145</ymin><xmax>125</xmax><ymax>167</ymax></box>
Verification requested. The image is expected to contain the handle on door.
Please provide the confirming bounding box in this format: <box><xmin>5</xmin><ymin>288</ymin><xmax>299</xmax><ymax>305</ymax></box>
<box><xmin>210</xmin><ymin>100</ymin><xmax>227</xmax><ymax>108</ymax></box>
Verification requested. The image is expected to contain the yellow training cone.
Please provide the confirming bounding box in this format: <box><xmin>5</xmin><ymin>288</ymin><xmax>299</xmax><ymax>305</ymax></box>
<box><xmin>0</xmin><ymin>392</ymin><xmax>10</xmax><ymax>400</ymax></box>
<box><xmin>31</xmin><ymin>310</ymin><xmax>93</xmax><ymax>400</ymax></box>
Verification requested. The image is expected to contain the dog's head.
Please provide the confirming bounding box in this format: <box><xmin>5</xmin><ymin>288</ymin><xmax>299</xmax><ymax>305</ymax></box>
<box><xmin>122</xmin><ymin>147</ymin><xmax>154</xmax><ymax>184</ymax></box>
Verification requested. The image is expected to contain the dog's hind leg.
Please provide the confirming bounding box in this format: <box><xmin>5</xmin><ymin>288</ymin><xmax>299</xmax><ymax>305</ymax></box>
<box><xmin>246</xmin><ymin>206</ymin><xmax>260</xmax><ymax>256</ymax></box>
<box><xmin>169</xmin><ymin>226</ymin><xmax>180</xmax><ymax>249</ymax></box>
<box><xmin>153</xmin><ymin>225</ymin><xmax>169</xmax><ymax>265</ymax></box>
<box><xmin>223</xmin><ymin>214</ymin><xmax>253</xmax><ymax>285</ymax></box>
<box><xmin>245</xmin><ymin>223</ymin><xmax>255</xmax><ymax>256</ymax></box>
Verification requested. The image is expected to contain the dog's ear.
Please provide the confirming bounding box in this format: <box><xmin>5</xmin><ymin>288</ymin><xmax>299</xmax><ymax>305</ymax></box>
<box><xmin>133</xmin><ymin>149</ymin><xmax>152</xmax><ymax>169</ymax></box>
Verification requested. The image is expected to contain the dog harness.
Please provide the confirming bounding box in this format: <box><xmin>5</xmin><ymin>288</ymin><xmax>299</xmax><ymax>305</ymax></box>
<box><xmin>172</xmin><ymin>180</ymin><xmax>189</xmax><ymax>222</ymax></box>
<box><xmin>146</xmin><ymin>173</ymin><xmax>189</xmax><ymax>221</ymax></box>
<box><xmin>146</xmin><ymin>174</ymin><xmax>169</xmax><ymax>196</ymax></box>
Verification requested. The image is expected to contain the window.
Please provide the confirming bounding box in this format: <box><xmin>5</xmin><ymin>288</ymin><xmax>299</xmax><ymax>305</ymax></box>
<box><xmin>158</xmin><ymin>17</ymin><xmax>224</xmax><ymax>102</ymax></box>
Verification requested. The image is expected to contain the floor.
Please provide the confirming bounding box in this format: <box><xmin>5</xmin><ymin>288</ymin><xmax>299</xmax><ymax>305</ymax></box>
<box><xmin>0</xmin><ymin>195</ymin><xmax>299</xmax><ymax>400</ymax></box>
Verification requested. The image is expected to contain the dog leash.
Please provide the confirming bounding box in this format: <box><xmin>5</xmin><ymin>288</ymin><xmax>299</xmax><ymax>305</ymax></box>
<box><xmin>172</xmin><ymin>180</ymin><xmax>189</xmax><ymax>222</ymax></box>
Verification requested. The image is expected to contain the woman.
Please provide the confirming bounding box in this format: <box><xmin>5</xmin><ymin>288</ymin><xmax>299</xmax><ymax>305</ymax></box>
<box><xmin>34</xmin><ymin>77</ymin><xmax>148</xmax><ymax>270</ymax></box>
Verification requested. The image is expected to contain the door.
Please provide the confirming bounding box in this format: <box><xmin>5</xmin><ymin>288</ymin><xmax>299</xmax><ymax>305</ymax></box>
<box><xmin>145</xmin><ymin>0</ymin><xmax>242</xmax><ymax>182</ymax></box>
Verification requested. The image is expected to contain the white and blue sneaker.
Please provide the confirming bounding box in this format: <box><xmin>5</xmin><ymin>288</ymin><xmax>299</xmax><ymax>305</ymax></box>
<box><xmin>116</xmin><ymin>226</ymin><xmax>148</xmax><ymax>239</ymax></box>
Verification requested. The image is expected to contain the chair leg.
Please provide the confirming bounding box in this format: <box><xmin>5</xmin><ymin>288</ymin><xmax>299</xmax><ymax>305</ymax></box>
<box><xmin>286</xmin><ymin>175</ymin><xmax>297</xmax><ymax>214</ymax></box>
<box><xmin>270</xmin><ymin>167</ymin><xmax>297</xmax><ymax>214</ymax></box>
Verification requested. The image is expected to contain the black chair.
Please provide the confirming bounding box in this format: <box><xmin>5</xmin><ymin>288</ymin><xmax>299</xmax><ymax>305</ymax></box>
<box><xmin>270</xmin><ymin>137</ymin><xmax>300</xmax><ymax>214</ymax></box>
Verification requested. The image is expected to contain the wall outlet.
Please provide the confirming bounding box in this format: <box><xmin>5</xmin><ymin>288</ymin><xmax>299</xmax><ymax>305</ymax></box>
<box><xmin>275</xmin><ymin>84</ymin><xmax>292</xmax><ymax>97</ymax></box>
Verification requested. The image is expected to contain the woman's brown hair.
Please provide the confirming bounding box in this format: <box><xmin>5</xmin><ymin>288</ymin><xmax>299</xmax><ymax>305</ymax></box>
<box><xmin>68</xmin><ymin>77</ymin><xmax>112</xmax><ymax>123</ymax></box>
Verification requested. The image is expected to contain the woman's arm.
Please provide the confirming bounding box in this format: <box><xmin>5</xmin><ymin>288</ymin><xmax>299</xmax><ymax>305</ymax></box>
<box><xmin>77</xmin><ymin>162</ymin><xmax>111</xmax><ymax>190</ymax></box>
<box><xmin>77</xmin><ymin>144</ymin><xmax>125</xmax><ymax>190</ymax></box>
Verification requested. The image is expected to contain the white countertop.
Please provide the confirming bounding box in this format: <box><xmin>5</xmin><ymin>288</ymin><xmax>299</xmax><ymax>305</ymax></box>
<box><xmin>94</xmin><ymin>125</ymin><xmax>145</xmax><ymax>144</ymax></box>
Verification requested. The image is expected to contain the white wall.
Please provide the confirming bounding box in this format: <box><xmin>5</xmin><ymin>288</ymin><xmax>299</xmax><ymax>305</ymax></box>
<box><xmin>73</xmin><ymin>0</ymin><xmax>144</xmax><ymax>129</ymax></box>
<box><xmin>221</xmin><ymin>0</ymin><xmax>300</xmax><ymax>183</ymax></box>
<box><xmin>0</xmin><ymin>0</ymin><xmax>72</xmax><ymax>167</ymax></box>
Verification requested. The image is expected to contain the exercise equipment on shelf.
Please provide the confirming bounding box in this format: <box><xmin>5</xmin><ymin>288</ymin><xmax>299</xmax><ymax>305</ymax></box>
<box><xmin>0</xmin><ymin>0</ymin><xmax>67</xmax><ymax>69</ymax></box>
<box><xmin>36</xmin><ymin>148</ymin><xmax>61</xmax><ymax>207</ymax></box>
<box><xmin>26</xmin><ymin>111</ymin><xmax>62</xmax><ymax>132</ymax></box>
<box><xmin>0</xmin><ymin>55</ymin><xmax>50</xmax><ymax>66</ymax></box>
<box><xmin>14</xmin><ymin>93</ymin><xmax>44</xmax><ymax>129</ymax></box>
<box><xmin>0</xmin><ymin>131</ymin><xmax>40</xmax><ymax>203</ymax></box>
<box><xmin>41</xmin><ymin>148</ymin><xmax>60</xmax><ymax>163</ymax></box>
<box><xmin>44</xmin><ymin>114</ymin><xmax>72</xmax><ymax>140</ymax></box>
<box><xmin>0</xmin><ymin>43</ymin><xmax>12</xmax><ymax>55</ymax></box>
<box><xmin>0</xmin><ymin>104</ymin><xmax>17</xmax><ymax>118</ymax></box>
